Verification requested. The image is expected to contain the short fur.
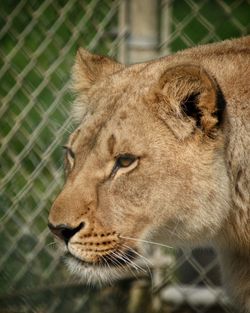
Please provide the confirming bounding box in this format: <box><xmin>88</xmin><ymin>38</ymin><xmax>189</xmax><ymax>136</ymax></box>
<box><xmin>49</xmin><ymin>37</ymin><xmax>250</xmax><ymax>312</ymax></box>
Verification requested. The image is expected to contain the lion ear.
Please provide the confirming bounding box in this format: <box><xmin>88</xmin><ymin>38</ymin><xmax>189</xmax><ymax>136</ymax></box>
<box><xmin>150</xmin><ymin>64</ymin><xmax>225</xmax><ymax>139</ymax></box>
<box><xmin>72</xmin><ymin>48</ymin><xmax>123</xmax><ymax>93</ymax></box>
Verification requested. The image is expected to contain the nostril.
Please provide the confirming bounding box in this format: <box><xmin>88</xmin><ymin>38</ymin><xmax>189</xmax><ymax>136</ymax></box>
<box><xmin>61</xmin><ymin>222</ymin><xmax>84</xmax><ymax>243</ymax></box>
<box><xmin>48</xmin><ymin>222</ymin><xmax>84</xmax><ymax>244</ymax></box>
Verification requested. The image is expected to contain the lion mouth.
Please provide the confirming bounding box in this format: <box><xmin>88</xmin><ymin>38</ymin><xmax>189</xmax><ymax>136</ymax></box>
<box><xmin>63</xmin><ymin>248</ymin><xmax>142</xmax><ymax>284</ymax></box>
<box><xmin>65</xmin><ymin>248</ymin><xmax>138</xmax><ymax>268</ymax></box>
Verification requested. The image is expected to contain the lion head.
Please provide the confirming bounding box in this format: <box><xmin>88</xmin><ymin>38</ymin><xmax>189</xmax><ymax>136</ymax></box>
<box><xmin>48</xmin><ymin>49</ymin><xmax>230</xmax><ymax>283</ymax></box>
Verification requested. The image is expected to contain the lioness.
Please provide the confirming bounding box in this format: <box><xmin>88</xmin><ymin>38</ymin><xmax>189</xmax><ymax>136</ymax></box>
<box><xmin>48</xmin><ymin>37</ymin><xmax>250</xmax><ymax>312</ymax></box>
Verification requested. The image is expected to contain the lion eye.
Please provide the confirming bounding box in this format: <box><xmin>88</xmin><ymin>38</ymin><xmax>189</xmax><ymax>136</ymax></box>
<box><xmin>110</xmin><ymin>154</ymin><xmax>138</xmax><ymax>178</ymax></box>
<box><xmin>116</xmin><ymin>154</ymin><xmax>137</xmax><ymax>168</ymax></box>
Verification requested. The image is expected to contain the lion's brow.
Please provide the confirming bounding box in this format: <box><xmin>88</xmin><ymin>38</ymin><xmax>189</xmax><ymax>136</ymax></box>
<box><xmin>107</xmin><ymin>134</ymin><xmax>116</xmax><ymax>155</ymax></box>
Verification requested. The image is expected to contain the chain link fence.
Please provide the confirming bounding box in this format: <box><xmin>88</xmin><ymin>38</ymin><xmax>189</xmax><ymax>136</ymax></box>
<box><xmin>0</xmin><ymin>1</ymin><xmax>249</xmax><ymax>312</ymax></box>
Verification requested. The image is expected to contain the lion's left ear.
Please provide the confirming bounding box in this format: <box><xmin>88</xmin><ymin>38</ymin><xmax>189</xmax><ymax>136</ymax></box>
<box><xmin>149</xmin><ymin>64</ymin><xmax>225</xmax><ymax>139</ymax></box>
<box><xmin>72</xmin><ymin>48</ymin><xmax>123</xmax><ymax>93</ymax></box>
<box><xmin>72</xmin><ymin>49</ymin><xmax>124</xmax><ymax>122</ymax></box>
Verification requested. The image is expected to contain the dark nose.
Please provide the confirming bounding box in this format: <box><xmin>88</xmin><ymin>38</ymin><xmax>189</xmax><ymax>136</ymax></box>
<box><xmin>48</xmin><ymin>222</ymin><xmax>84</xmax><ymax>244</ymax></box>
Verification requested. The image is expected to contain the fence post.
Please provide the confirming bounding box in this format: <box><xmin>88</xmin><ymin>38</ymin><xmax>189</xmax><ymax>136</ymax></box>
<box><xmin>118</xmin><ymin>0</ymin><xmax>161</xmax><ymax>64</ymax></box>
<box><xmin>118</xmin><ymin>0</ymin><xmax>129</xmax><ymax>64</ymax></box>
<box><xmin>159</xmin><ymin>0</ymin><xmax>172</xmax><ymax>56</ymax></box>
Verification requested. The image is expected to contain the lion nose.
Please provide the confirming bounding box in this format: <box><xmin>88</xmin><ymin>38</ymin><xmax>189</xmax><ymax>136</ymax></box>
<box><xmin>48</xmin><ymin>222</ymin><xmax>84</xmax><ymax>244</ymax></box>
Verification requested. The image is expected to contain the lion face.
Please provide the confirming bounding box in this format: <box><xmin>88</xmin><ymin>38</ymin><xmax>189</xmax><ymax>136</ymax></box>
<box><xmin>48</xmin><ymin>50</ymin><xmax>230</xmax><ymax>283</ymax></box>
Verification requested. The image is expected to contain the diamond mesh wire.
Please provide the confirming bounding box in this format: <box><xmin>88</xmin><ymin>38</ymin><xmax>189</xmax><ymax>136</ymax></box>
<box><xmin>0</xmin><ymin>1</ymin><xmax>249</xmax><ymax>312</ymax></box>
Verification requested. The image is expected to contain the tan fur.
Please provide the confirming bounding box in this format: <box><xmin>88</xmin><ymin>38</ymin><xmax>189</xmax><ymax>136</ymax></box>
<box><xmin>49</xmin><ymin>37</ymin><xmax>250</xmax><ymax>312</ymax></box>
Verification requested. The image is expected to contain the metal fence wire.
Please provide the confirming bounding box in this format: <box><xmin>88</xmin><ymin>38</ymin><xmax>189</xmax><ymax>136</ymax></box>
<box><xmin>0</xmin><ymin>1</ymin><xmax>249</xmax><ymax>313</ymax></box>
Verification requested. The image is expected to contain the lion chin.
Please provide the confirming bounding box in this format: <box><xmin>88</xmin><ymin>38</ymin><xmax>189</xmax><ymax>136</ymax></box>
<box><xmin>63</xmin><ymin>252</ymin><xmax>140</xmax><ymax>286</ymax></box>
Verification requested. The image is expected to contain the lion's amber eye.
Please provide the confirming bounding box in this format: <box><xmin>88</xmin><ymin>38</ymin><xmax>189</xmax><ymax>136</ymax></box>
<box><xmin>110</xmin><ymin>154</ymin><xmax>138</xmax><ymax>178</ymax></box>
<box><xmin>116</xmin><ymin>154</ymin><xmax>137</xmax><ymax>168</ymax></box>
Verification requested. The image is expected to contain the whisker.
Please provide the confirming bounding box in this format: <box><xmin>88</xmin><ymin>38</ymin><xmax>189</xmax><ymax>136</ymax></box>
<box><xmin>99</xmin><ymin>255</ymin><xmax>114</xmax><ymax>284</ymax></box>
<box><xmin>110</xmin><ymin>250</ymin><xmax>129</xmax><ymax>268</ymax></box>
<box><xmin>122</xmin><ymin>243</ymin><xmax>153</xmax><ymax>267</ymax></box>
<box><xmin>108</xmin><ymin>251</ymin><xmax>138</xmax><ymax>280</ymax></box>
<box><xmin>110</xmin><ymin>250</ymin><xmax>140</xmax><ymax>279</ymax></box>
<box><xmin>100</xmin><ymin>255</ymin><xmax>110</xmax><ymax>270</ymax></box>
<box><xmin>107</xmin><ymin>251</ymin><xmax>125</xmax><ymax>268</ymax></box>
<box><xmin>118</xmin><ymin>249</ymin><xmax>148</xmax><ymax>274</ymax></box>
<box><xmin>121</xmin><ymin>243</ymin><xmax>153</xmax><ymax>273</ymax></box>
<box><xmin>120</xmin><ymin>236</ymin><xmax>173</xmax><ymax>249</ymax></box>
<box><xmin>121</xmin><ymin>243</ymin><xmax>153</xmax><ymax>286</ymax></box>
